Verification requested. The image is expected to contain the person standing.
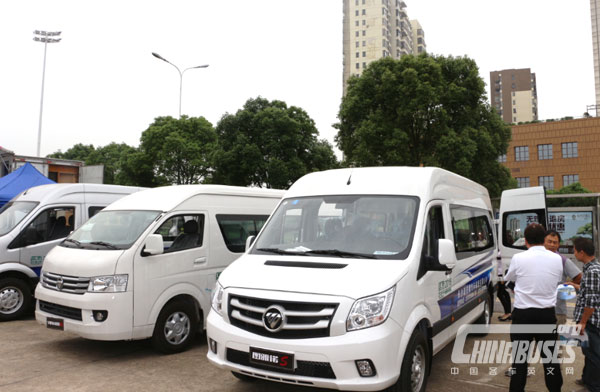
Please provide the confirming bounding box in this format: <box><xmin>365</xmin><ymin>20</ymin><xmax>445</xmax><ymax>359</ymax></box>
<box><xmin>544</xmin><ymin>230</ymin><xmax>582</xmax><ymax>325</ymax></box>
<box><xmin>505</xmin><ymin>223</ymin><xmax>563</xmax><ymax>392</ymax></box>
<box><xmin>572</xmin><ymin>237</ymin><xmax>600</xmax><ymax>392</ymax></box>
<box><xmin>497</xmin><ymin>251</ymin><xmax>513</xmax><ymax>321</ymax></box>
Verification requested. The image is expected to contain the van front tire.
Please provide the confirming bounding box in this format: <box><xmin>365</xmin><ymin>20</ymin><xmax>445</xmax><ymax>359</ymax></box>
<box><xmin>0</xmin><ymin>277</ymin><xmax>32</xmax><ymax>321</ymax></box>
<box><xmin>151</xmin><ymin>300</ymin><xmax>198</xmax><ymax>354</ymax></box>
<box><xmin>386</xmin><ymin>328</ymin><xmax>429</xmax><ymax>392</ymax></box>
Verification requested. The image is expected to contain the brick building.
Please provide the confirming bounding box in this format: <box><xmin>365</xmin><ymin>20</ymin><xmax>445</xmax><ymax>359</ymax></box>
<box><xmin>501</xmin><ymin>117</ymin><xmax>600</xmax><ymax>191</ymax></box>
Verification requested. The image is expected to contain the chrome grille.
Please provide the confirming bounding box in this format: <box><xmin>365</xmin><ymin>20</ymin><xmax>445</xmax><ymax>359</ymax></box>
<box><xmin>42</xmin><ymin>272</ymin><xmax>90</xmax><ymax>294</ymax></box>
<box><xmin>228</xmin><ymin>294</ymin><xmax>338</xmax><ymax>339</ymax></box>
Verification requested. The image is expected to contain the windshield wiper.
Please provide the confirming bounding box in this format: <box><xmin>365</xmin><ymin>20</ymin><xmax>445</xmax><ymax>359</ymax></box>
<box><xmin>255</xmin><ymin>248</ymin><xmax>308</xmax><ymax>256</ymax></box>
<box><xmin>305</xmin><ymin>249</ymin><xmax>377</xmax><ymax>259</ymax></box>
<box><xmin>89</xmin><ymin>241</ymin><xmax>119</xmax><ymax>250</ymax></box>
<box><xmin>62</xmin><ymin>238</ymin><xmax>82</xmax><ymax>248</ymax></box>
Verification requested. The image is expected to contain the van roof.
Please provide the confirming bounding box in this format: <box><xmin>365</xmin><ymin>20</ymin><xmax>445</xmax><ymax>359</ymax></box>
<box><xmin>285</xmin><ymin>167</ymin><xmax>491</xmax><ymax>210</ymax></box>
<box><xmin>15</xmin><ymin>183</ymin><xmax>144</xmax><ymax>203</ymax></box>
<box><xmin>105</xmin><ymin>184</ymin><xmax>285</xmax><ymax>212</ymax></box>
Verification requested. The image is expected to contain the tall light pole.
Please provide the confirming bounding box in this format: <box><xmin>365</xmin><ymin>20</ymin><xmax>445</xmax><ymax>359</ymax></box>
<box><xmin>152</xmin><ymin>52</ymin><xmax>208</xmax><ymax>118</ymax></box>
<box><xmin>33</xmin><ymin>30</ymin><xmax>61</xmax><ymax>157</ymax></box>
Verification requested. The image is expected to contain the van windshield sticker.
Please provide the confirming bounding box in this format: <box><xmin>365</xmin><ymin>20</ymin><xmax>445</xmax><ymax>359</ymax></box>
<box><xmin>374</xmin><ymin>250</ymin><xmax>396</xmax><ymax>255</ymax></box>
<box><xmin>291</xmin><ymin>200</ymin><xmax>299</xmax><ymax>205</ymax></box>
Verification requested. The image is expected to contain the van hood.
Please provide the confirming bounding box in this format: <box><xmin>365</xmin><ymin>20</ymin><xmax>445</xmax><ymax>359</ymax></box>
<box><xmin>219</xmin><ymin>254</ymin><xmax>410</xmax><ymax>300</ymax></box>
<box><xmin>42</xmin><ymin>245</ymin><xmax>124</xmax><ymax>277</ymax></box>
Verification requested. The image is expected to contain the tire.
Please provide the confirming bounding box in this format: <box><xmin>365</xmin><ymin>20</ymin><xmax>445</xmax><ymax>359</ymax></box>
<box><xmin>475</xmin><ymin>293</ymin><xmax>492</xmax><ymax>326</ymax></box>
<box><xmin>386</xmin><ymin>328</ymin><xmax>430</xmax><ymax>392</ymax></box>
<box><xmin>151</xmin><ymin>300</ymin><xmax>198</xmax><ymax>354</ymax></box>
<box><xmin>231</xmin><ymin>371</ymin><xmax>256</xmax><ymax>382</ymax></box>
<box><xmin>0</xmin><ymin>277</ymin><xmax>32</xmax><ymax>321</ymax></box>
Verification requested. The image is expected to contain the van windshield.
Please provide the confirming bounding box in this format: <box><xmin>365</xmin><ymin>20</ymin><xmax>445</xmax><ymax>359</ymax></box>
<box><xmin>0</xmin><ymin>201</ymin><xmax>38</xmax><ymax>236</ymax></box>
<box><xmin>61</xmin><ymin>210</ymin><xmax>160</xmax><ymax>250</ymax></box>
<box><xmin>252</xmin><ymin>195</ymin><xmax>419</xmax><ymax>260</ymax></box>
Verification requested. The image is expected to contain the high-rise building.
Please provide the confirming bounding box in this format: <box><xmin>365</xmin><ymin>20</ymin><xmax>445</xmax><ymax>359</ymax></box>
<box><xmin>410</xmin><ymin>20</ymin><xmax>426</xmax><ymax>55</ymax></box>
<box><xmin>342</xmin><ymin>0</ymin><xmax>423</xmax><ymax>92</ymax></box>
<box><xmin>591</xmin><ymin>0</ymin><xmax>600</xmax><ymax>108</ymax></box>
<box><xmin>489</xmin><ymin>68</ymin><xmax>538</xmax><ymax>124</ymax></box>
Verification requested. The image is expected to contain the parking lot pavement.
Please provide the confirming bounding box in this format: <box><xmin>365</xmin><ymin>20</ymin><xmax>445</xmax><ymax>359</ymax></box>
<box><xmin>0</xmin><ymin>313</ymin><xmax>588</xmax><ymax>392</ymax></box>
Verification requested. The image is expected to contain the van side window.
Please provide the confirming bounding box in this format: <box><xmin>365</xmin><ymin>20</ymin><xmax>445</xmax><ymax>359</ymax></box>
<box><xmin>451</xmin><ymin>206</ymin><xmax>494</xmax><ymax>257</ymax></box>
<box><xmin>216</xmin><ymin>214</ymin><xmax>269</xmax><ymax>253</ymax></box>
<box><xmin>502</xmin><ymin>209</ymin><xmax>546</xmax><ymax>249</ymax></box>
<box><xmin>9</xmin><ymin>207</ymin><xmax>75</xmax><ymax>248</ymax></box>
<box><xmin>88</xmin><ymin>206</ymin><xmax>104</xmax><ymax>217</ymax></box>
<box><xmin>154</xmin><ymin>214</ymin><xmax>204</xmax><ymax>253</ymax></box>
<box><xmin>418</xmin><ymin>206</ymin><xmax>445</xmax><ymax>279</ymax></box>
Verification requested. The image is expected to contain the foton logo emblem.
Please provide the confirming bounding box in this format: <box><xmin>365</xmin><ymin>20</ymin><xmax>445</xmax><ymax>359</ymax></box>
<box><xmin>263</xmin><ymin>305</ymin><xmax>286</xmax><ymax>332</ymax></box>
<box><xmin>55</xmin><ymin>277</ymin><xmax>64</xmax><ymax>291</ymax></box>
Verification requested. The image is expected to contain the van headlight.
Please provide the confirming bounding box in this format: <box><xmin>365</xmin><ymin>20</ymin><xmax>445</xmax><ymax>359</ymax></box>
<box><xmin>211</xmin><ymin>282</ymin><xmax>224</xmax><ymax>316</ymax></box>
<box><xmin>88</xmin><ymin>275</ymin><xmax>128</xmax><ymax>292</ymax></box>
<box><xmin>346</xmin><ymin>286</ymin><xmax>396</xmax><ymax>331</ymax></box>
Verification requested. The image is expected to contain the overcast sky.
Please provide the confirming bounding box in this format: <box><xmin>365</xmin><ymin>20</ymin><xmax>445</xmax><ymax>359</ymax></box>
<box><xmin>0</xmin><ymin>0</ymin><xmax>594</xmax><ymax>158</ymax></box>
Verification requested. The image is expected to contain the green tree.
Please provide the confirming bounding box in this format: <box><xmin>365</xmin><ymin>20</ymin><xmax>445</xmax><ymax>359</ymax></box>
<box><xmin>139</xmin><ymin>116</ymin><xmax>217</xmax><ymax>184</ymax></box>
<box><xmin>212</xmin><ymin>97</ymin><xmax>338</xmax><ymax>189</ymax></box>
<box><xmin>546</xmin><ymin>182</ymin><xmax>596</xmax><ymax>207</ymax></box>
<box><xmin>577</xmin><ymin>222</ymin><xmax>593</xmax><ymax>236</ymax></box>
<box><xmin>336</xmin><ymin>54</ymin><xmax>515</xmax><ymax>197</ymax></box>
<box><xmin>47</xmin><ymin>143</ymin><xmax>95</xmax><ymax>161</ymax></box>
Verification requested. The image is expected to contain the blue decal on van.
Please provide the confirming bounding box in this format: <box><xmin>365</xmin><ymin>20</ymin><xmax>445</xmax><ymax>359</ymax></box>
<box><xmin>32</xmin><ymin>267</ymin><xmax>42</xmax><ymax>277</ymax></box>
<box><xmin>438</xmin><ymin>268</ymin><xmax>492</xmax><ymax>319</ymax></box>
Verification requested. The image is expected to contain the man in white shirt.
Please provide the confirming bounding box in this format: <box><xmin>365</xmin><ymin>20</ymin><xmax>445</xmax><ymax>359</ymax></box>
<box><xmin>505</xmin><ymin>223</ymin><xmax>563</xmax><ymax>392</ymax></box>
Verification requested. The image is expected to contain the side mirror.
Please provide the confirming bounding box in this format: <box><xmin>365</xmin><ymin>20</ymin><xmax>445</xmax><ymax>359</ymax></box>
<box><xmin>438</xmin><ymin>239</ymin><xmax>457</xmax><ymax>269</ymax></box>
<box><xmin>245</xmin><ymin>235</ymin><xmax>256</xmax><ymax>252</ymax></box>
<box><xmin>143</xmin><ymin>234</ymin><xmax>164</xmax><ymax>256</ymax></box>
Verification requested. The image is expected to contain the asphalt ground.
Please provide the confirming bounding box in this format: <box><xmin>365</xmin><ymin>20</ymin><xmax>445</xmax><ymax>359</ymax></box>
<box><xmin>0</xmin><ymin>302</ymin><xmax>588</xmax><ymax>392</ymax></box>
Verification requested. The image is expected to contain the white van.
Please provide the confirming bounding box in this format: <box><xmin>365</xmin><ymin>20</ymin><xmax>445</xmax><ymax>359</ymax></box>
<box><xmin>206</xmin><ymin>167</ymin><xmax>536</xmax><ymax>391</ymax></box>
<box><xmin>0</xmin><ymin>183</ymin><xmax>142</xmax><ymax>321</ymax></box>
<box><xmin>34</xmin><ymin>185</ymin><xmax>284</xmax><ymax>353</ymax></box>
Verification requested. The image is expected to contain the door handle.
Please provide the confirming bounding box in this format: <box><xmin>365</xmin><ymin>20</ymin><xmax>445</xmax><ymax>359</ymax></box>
<box><xmin>193</xmin><ymin>257</ymin><xmax>207</xmax><ymax>265</ymax></box>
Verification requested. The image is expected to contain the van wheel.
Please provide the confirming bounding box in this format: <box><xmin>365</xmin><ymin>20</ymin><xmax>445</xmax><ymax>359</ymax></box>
<box><xmin>476</xmin><ymin>294</ymin><xmax>492</xmax><ymax>326</ymax></box>
<box><xmin>231</xmin><ymin>371</ymin><xmax>256</xmax><ymax>382</ymax></box>
<box><xmin>0</xmin><ymin>278</ymin><xmax>32</xmax><ymax>321</ymax></box>
<box><xmin>151</xmin><ymin>300</ymin><xmax>198</xmax><ymax>354</ymax></box>
<box><xmin>386</xmin><ymin>329</ymin><xmax>429</xmax><ymax>392</ymax></box>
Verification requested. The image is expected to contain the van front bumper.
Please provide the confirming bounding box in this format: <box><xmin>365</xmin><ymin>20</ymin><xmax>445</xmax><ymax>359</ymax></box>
<box><xmin>206</xmin><ymin>310</ymin><xmax>408</xmax><ymax>391</ymax></box>
<box><xmin>35</xmin><ymin>284</ymin><xmax>133</xmax><ymax>341</ymax></box>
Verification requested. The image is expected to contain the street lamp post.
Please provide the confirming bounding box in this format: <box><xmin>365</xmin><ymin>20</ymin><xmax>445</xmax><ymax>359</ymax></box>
<box><xmin>152</xmin><ymin>52</ymin><xmax>208</xmax><ymax>118</ymax></box>
<box><xmin>33</xmin><ymin>30</ymin><xmax>61</xmax><ymax>157</ymax></box>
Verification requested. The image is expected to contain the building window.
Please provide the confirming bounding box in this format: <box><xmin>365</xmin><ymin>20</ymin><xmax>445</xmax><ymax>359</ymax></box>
<box><xmin>362</xmin><ymin>19</ymin><xmax>366</xmax><ymax>25</ymax></box>
<box><xmin>516</xmin><ymin>177</ymin><xmax>530</xmax><ymax>188</ymax></box>
<box><xmin>362</xmin><ymin>40</ymin><xmax>366</xmax><ymax>46</ymax></box>
<box><xmin>363</xmin><ymin>62</ymin><xmax>366</xmax><ymax>68</ymax></box>
<box><xmin>515</xmin><ymin>146</ymin><xmax>529</xmax><ymax>161</ymax></box>
<box><xmin>362</xmin><ymin>51</ymin><xmax>366</xmax><ymax>57</ymax></box>
<box><xmin>362</xmin><ymin>9</ymin><xmax>366</xmax><ymax>15</ymax></box>
<box><xmin>356</xmin><ymin>10</ymin><xmax>359</xmax><ymax>16</ymax></box>
<box><xmin>512</xmin><ymin>91</ymin><xmax>515</xmax><ymax>97</ymax></box>
<box><xmin>537</xmin><ymin>144</ymin><xmax>553</xmax><ymax>160</ymax></box>
<box><xmin>511</xmin><ymin>83</ymin><xmax>516</xmax><ymax>89</ymax></box>
<box><xmin>362</xmin><ymin>30</ymin><xmax>366</xmax><ymax>36</ymax></box>
<box><xmin>356</xmin><ymin>31</ymin><xmax>359</xmax><ymax>37</ymax></box>
<box><xmin>563</xmin><ymin>174</ymin><xmax>579</xmax><ymax>186</ymax></box>
<box><xmin>562</xmin><ymin>142</ymin><xmax>578</xmax><ymax>158</ymax></box>
<box><xmin>356</xmin><ymin>41</ymin><xmax>360</xmax><ymax>48</ymax></box>
<box><xmin>356</xmin><ymin>63</ymin><xmax>360</xmax><ymax>69</ymax></box>
<box><xmin>498</xmin><ymin>154</ymin><xmax>507</xmax><ymax>163</ymax></box>
<box><xmin>356</xmin><ymin>20</ymin><xmax>359</xmax><ymax>27</ymax></box>
<box><xmin>513</xmin><ymin>108</ymin><xmax>516</xmax><ymax>113</ymax></box>
<box><xmin>538</xmin><ymin>176</ymin><xmax>554</xmax><ymax>190</ymax></box>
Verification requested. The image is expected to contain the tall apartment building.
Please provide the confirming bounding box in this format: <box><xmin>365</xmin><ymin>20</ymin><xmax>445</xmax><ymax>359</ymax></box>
<box><xmin>592</xmin><ymin>0</ymin><xmax>600</xmax><ymax>107</ymax></box>
<box><xmin>410</xmin><ymin>19</ymin><xmax>425</xmax><ymax>54</ymax></box>
<box><xmin>489</xmin><ymin>68</ymin><xmax>538</xmax><ymax>124</ymax></box>
<box><xmin>342</xmin><ymin>0</ymin><xmax>424</xmax><ymax>92</ymax></box>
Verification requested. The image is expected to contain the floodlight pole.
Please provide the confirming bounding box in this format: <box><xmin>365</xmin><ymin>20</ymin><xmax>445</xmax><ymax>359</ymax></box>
<box><xmin>152</xmin><ymin>52</ymin><xmax>209</xmax><ymax>118</ymax></box>
<box><xmin>33</xmin><ymin>30</ymin><xmax>61</xmax><ymax>157</ymax></box>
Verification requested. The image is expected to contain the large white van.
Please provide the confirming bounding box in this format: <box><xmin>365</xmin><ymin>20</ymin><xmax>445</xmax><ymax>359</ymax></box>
<box><xmin>206</xmin><ymin>167</ymin><xmax>536</xmax><ymax>391</ymax></box>
<box><xmin>35</xmin><ymin>185</ymin><xmax>284</xmax><ymax>353</ymax></box>
<box><xmin>0</xmin><ymin>183</ymin><xmax>142</xmax><ymax>321</ymax></box>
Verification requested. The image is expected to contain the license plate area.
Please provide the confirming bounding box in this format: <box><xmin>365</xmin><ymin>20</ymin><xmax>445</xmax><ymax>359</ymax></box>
<box><xmin>46</xmin><ymin>317</ymin><xmax>64</xmax><ymax>330</ymax></box>
<box><xmin>249</xmin><ymin>346</ymin><xmax>294</xmax><ymax>372</ymax></box>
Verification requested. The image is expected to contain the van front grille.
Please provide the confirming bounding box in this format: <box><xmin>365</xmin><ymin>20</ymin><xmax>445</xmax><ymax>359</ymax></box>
<box><xmin>39</xmin><ymin>300</ymin><xmax>82</xmax><ymax>321</ymax></box>
<box><xmin>228</xmin><ymin>294</ymin><xmax>338</xmax><ymax>339</ymax></box>
<box><xmin>42</xmin><ymin>272</ymin><xmax>89</xmax><ymax>294</ymax></box>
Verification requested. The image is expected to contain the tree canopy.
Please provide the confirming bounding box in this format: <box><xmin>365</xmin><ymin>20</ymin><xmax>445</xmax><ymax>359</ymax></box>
<box><xmin>546</xmin><ymin>182</ymin><xmax>596</xmax><ymax>207</ymax></box>
<box><xmin>139</xmin><ymin>116</ymin><xmax>217</xmax><ymax>184</ymax></box>
<box><xmin>212</xmin><ymin>97</ymin><xmax>338</xmax><ymax>189</ymax></box>
<box><xmin>336</xmin><ymin>54</ymin><xmax>515</xmax><ymax>197</ymax></box>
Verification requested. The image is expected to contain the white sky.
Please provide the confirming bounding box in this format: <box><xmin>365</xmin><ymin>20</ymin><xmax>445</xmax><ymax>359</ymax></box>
<box><xmin>0</xmin><ymin>1</ymin><xmax>594</xmax><ymax>158</ymax></box>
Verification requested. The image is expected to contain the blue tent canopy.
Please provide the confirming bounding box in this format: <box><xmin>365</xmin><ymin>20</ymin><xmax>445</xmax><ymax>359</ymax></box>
<box><xmin>0</xmin><ymin>163</ymin><xmax>55</xmax><ymax>207</ymax></box>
